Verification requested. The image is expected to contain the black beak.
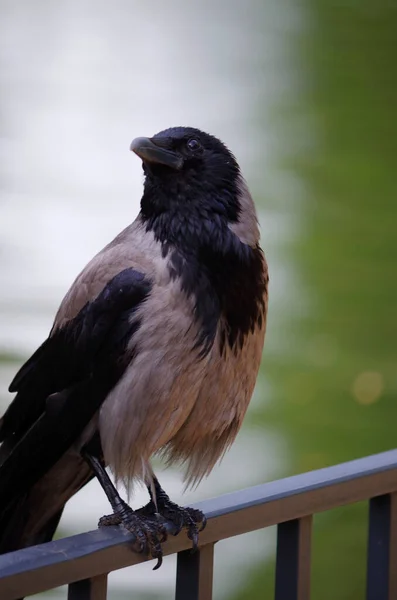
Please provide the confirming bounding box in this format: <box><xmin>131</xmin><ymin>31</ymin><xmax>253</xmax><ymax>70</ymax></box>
<box><xmin>130</xmin><ymin>137</ymin><xmax>183</xmax><ymax>170</ymax></box>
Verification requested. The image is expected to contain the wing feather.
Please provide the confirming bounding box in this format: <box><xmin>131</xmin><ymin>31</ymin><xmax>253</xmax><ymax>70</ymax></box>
<box><xmin>0</xmin><ymin>268</ymin><xmax>151</xmax><ymax>454</ymax></box>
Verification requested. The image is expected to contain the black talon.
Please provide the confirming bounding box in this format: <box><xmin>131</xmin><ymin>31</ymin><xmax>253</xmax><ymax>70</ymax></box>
<box><xmin>134</xmin><ymin>530</ymin><xmax>148</xmax><ymax>555</ymax></box>
<box><xmin>148</xmin><ymin>529</ymin><xmax>165</xmax><ymax>570</ymax></box>
<box><xmin>199</xmin><ymin>515</ymin><xmax>207</xmax><ymax>532</ymax></box>
<box><xmin>153</xmin><ymin>555</ymin><xmax>163</xmax><ymax>571</ymax></box>
<box><xmin>146</xmin><ymin>477</ymin><xmax>207</xmax><ymax>551</ymax></box>
<box><xmin>159</xmin><ymin>526</ymin><xmax>168</xmax><ymax>543</ymax></box>
<box><xmin>101</xmin><ymin>506</ymin><xmax>166</xmax><ymax>560</ymax></box>
<box><xmin>189</xmin><ymin>528</ymin><xmax>199</xmax><ymax>551</ymax></box>
<box><xmin>98</xmin><ymin>502</ymin><xmax>166</xmax><ymax>558</ymax></box>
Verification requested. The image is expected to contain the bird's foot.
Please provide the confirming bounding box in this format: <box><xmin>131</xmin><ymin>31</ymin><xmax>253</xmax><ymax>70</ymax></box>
<box><xmin>142</xmin><ymin>493</ymin><xmax>207</xmax><ymax>551</ymax></box>
<box><xmin>98</xmin><ymin>501</ymin><xmax>167</xmax><ymax>570</ymax></box>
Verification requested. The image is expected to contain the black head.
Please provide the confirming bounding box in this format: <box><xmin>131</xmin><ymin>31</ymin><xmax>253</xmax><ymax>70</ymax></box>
<box><xmin>131</xmin><ymin>127</ymin><xmax>242</xmax><ymax>224</ymax></box>
<box><xmin>131</xmin><ymin>127</ymin><xmax>266</xmax><ymax>356</ymax></box>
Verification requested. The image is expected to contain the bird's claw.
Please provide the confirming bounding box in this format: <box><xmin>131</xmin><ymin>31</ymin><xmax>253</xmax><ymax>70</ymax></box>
<box><xmin>98</xmin><ymin>507</ymin><xmax>167</xmax><ymax>569</ymax></box>
<box><xmin>199</xmin><ymin>513</ymin><xmax>207</xmax><ymax>531</ymax></box>
<box><xmin>155</xmin><ymin>501</ymin><xmax>207</xmax><ymax>552</ymax></box>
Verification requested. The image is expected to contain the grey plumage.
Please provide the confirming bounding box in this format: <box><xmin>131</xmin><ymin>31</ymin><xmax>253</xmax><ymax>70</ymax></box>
<box><xmin>0</xmin><ymin>126</ymin><xmax>268</xmax><ymax>559</ymax></box>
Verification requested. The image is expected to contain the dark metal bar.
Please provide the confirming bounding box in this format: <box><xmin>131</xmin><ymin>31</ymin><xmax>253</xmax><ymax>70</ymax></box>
<box><xmin>2</xmin><ymin>449</ymin><xmax>397</xmax><ymax>599</ymax></box>
<box><xmin>388</xmin><ymin>493</ymin><xmax>397</xmax><ymax>599</ymax></box>
<box><xmin>275</xmin><ymin>515</ymin><xmax>312</xmax><ymax>600</ymax></box>
<box><xmin>175</xmin><ymin>543</ymin><xmax>214</xmax><ymax>600</ymax></box>
<box><xmin>68</xmin><ymin>574</ymin><xmax>108</xmax><ymax>600</ymax></box>
<box><xmin>366</xmin><ymin>493</ymin><xmax>397</xmax><ymax>600</ymax></box>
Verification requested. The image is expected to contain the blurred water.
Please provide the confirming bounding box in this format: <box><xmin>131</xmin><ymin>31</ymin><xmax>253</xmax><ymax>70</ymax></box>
<box><xmin>0</xmin><ymin>1</ymin><xmax>299</xmax><ymax>598</ymax></box>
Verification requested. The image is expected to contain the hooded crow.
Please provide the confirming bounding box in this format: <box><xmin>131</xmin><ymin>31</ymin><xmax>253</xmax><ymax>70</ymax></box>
<box><xmin>0</xmin><ymin>126</ymin><xmax>268</xmax><ymax>568</ymax></box>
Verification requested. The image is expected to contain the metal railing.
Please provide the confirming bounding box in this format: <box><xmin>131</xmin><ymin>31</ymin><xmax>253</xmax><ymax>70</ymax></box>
<box><xmin>1</xmin><ymin>449</ymin><xmax>397</xmax><ymax>600</ymax></box>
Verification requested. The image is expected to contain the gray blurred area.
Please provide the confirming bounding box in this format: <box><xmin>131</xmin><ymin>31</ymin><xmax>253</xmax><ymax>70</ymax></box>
<box><xmin>1</xmin><ymin>0</ymin><xmax>396</xmax><ymax>599</ymax></box>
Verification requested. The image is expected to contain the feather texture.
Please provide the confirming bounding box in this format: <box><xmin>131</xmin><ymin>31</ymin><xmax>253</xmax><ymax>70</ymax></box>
<box><xmin>0</xmin><ymin>126</ymin><xmax>268</xmax><ymax>555</ymax></box>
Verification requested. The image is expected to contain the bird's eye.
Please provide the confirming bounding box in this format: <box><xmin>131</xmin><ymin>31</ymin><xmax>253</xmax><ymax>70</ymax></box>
<box><xmin>187</xmin><ymin>138</ymin><xmax>201</xmax><ymax>152</ymax></box>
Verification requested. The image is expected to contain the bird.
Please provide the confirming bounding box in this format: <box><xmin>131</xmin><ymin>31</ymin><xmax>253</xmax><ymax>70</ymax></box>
<box><xmin>0</xmin><ymin>126</ymin><xmax>268</xmax><ymax>569</ymax></box>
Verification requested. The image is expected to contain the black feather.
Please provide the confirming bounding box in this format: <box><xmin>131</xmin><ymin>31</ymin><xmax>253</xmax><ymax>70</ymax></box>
<box><xmin>0</xmin><ymin>268</ymin><xmax>151</xmax><ymax>445</ymax></box>
<box><xmin>140</xmin><ymin>127</ymin><xmax>266</xmax><ymax>354</ymax></box>
<box><xmin>0</xmin><ymin>267</ymin><xmax>151</xmax><ymax>555</ymax></box>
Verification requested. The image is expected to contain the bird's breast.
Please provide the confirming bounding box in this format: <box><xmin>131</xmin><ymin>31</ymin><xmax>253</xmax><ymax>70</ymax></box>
<box><xmin>162</xmin><ymin>314</ymin><xmax>267</xmax><ymax>487</ymax></box>
<box><xmin>98</xmin><ymin>276</ymin><xmax>210</xmax><ymax>483</ymax></box>
<box><xmin>99</xmin><ymin>236</ymin><xmax>268</xmax><ymax>488</ymax></box>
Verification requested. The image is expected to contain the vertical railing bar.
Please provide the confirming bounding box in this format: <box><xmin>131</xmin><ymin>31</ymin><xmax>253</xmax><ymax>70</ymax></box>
<box><xmin>275</xmin><ymin>515</ymin><xmax>312</xmax><ymax>600</ymax></box>
<box><xmin>366</xmin><ymin>494</ymin><xmax>395</xmax><ymax>600</ymax></box>
<box><xmin>175</xmin><ymin>543</ymin><xmax>215</xmax><ymax>600</ymax></box>
<box><xmin>388</xmin><ymin>493</ymin><xmax>397</xmax><ymax>599</ymax></box>
<box><xmin>68</xmin><ymin>574</ymin><xmax>108</xmax><ymax>600</ymax></box>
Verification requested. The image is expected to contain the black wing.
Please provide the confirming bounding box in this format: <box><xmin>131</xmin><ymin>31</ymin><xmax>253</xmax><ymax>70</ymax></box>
<box><xmin>0</xmin><ymin>267</ymin><xmax>151</xmax><ymax>505</ymax></box>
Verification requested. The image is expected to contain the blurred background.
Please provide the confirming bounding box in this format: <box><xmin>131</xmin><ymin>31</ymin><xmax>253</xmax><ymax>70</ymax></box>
<box><xmin>0</xmin><ymin>0</ymin><xmax>396</xmax><ymax>598</ymax></box>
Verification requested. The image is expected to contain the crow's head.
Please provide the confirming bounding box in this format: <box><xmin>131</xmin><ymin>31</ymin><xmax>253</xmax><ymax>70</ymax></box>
<box><xmin>131</xmin><ymin>126</ymin><xmax>259</xmax><ymax>249</ymax></box>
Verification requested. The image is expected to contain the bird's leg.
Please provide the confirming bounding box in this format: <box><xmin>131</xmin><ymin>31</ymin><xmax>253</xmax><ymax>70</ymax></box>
<box><xmin>81</xmin><ymin>450</ymin><xmax>166</xmax><ymax>569</ymax></box>
<box><xmin>138</xmin><ymin>476</ymin><xmax>207</xmax><ymax>551</ymax></box>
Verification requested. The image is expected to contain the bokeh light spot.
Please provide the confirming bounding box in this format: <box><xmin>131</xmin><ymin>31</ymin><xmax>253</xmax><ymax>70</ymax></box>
<box><xmin>352</xmin><ymin>371</ymin><xmax>384</xmax><ymax>405</ymax></box>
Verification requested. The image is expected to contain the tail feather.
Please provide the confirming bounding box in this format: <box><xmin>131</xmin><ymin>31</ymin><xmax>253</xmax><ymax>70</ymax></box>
<box><xmin>0</xmin><ymin>448</ymin><xmax>94</xmax><ymax>555</ymax></box>
<box><xmin>0</xmin><ymin>378</ymin><xmax>109</xmax><ymax>555</ymax></box>
<box><xmin>0</xmin><ymin>497</ymin><xmax>64</xmax><ymax>555</ymax></box>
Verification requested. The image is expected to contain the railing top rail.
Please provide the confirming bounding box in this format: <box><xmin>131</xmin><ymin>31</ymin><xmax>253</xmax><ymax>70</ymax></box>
<box><xmin>1</xmin><ymin>448</ymin><xmax>397</xmax><ymax>600</ymax></box>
